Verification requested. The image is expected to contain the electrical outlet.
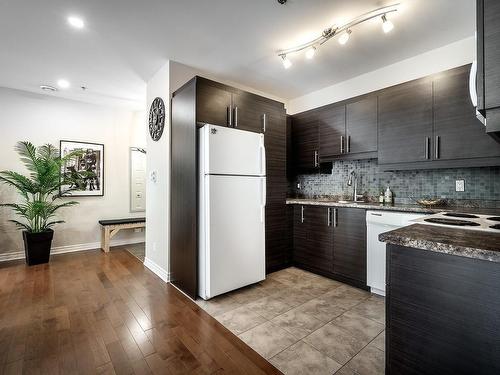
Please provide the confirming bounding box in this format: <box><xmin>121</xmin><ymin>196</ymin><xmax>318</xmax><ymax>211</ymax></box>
<box><xmin>455</xmin><ymin>179</ymin><xmax>465</xmax><ymax>192</ymax></box>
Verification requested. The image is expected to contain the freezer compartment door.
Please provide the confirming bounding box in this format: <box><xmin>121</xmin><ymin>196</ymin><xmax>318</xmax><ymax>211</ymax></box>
<box><xmin>203</xmin><ymin>175</ymin><xmax>266</xmax><ymax>299</ymax></box>
<box><xmin>201</xmin><ymin>124</ymin><xmax>265</xmax><ymax>176</ymax></box>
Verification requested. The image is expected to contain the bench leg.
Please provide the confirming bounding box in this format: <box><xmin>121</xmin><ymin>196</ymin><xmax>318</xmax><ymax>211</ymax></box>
<box><xmin>101</xmin><ymin>227</ymin><xmax>111</xmax><ymax>253</ymax></box>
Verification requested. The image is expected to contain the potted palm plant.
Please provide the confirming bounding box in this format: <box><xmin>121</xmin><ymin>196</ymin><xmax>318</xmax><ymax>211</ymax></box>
<box><xmin>0</xmin><ymin>142</ymin><xmax>81</xmax><ymax>265</ymax></box>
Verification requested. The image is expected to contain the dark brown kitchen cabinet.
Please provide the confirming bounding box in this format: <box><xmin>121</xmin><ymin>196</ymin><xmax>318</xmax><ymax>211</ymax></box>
<box><xmin>318</xmin><ymin>105</ymin><xmax>345</xmax><ymax>158</ymax></box>
<box><xmin>332</xmin><ymin>208</ymin><xmax>367</xmax><ymax>287</ymax></box>
<box><xmin>477</xmin><ymin>0</ymin><xmax>500</xmax><ymax>139</ymax></box>
<box><xmin>378</xmin><ymin>79</ymin><xmax>433</xmax><ymax>165</ymax></box>
<box><xmin>293</xmin><ymin>205</ymin><xmax>334</xmax><ymax>274</ymax></box>
<box><xmin>291</xmin><ymin>115</ymin><xmax>319</xmax><ymax>172</ymax></box>
<box><xmin>346</xmin><ymin>96</ymin><xmax>378</xmax><ymax>155</ymax></box>
<box><xmin>196</xmin><ymin>79</ymin><xmax>232</xmax><ymax>126</ymax></box>
<box><xmin>231</xmin><ymin>91</ymin><xmax>267</xmax><ymax>133</ymax></box>
<box><xmin>433</xmin><ymin>66</ymin><xmax>500</xmax><ymax>160</ymax></box>
<box><xmin>292</xmin><ymin>205</ymin><xmax>368</xmax><ymax>290</ymax></box>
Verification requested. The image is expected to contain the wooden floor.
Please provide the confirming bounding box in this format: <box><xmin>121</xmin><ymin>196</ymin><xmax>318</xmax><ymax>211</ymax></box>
<box><xmin>0</xmin><ymin>249</ymin><xmax>281</xmax><ymax>375</ymax></box>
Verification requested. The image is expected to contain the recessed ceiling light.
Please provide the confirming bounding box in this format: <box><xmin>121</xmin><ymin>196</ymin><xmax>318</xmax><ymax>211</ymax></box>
<box><xmin>57</xmin><ymin>79</ymin><xmax>70</xmax><ymax>89</ymax></box>
<box><xmin>40</xmin><ymin>85</ymin><xmax>58</xmax><ymax>92</ymax></box>
<box><xmin>67</xmin><ymin>16</ymin><xmax>85</xmax><ymax>29</ymax></box>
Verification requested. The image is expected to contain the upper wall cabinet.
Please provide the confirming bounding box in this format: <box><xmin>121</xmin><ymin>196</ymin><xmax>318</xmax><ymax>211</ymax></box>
<box><xmin>433</xmin><ymin>67</ymin><xmax>500</xmax><ymax>160</ymax></box>
<box><xmin>346</xmin><ymin>96</ymin><xmax>378</xmax><ymax>155</ymax></box>
<box><xmin>477</xmin><ymin>0</ymin><xmax>500</xmax><ymax>139</ymax></box>
<box><xmin>196</xmin><ymin>78</ymin><xmax>267</xmax><ymax>133</ymax></box>
<box><xmin>291</xmin><ymin>114</ymin><xmax>319</xmax><ymax>172</ymax></box>
<box><xmin>318</xmin><ymin>105</ymin><xmax>345</xmax><ymax>158</ymax></box>
<box><xmin>196</xmin><ymin>79</ymin><xmax>232</xmax><ymax>127</ymax></box>
<box><xmin>378</xmin><ymin>80</ymin><xmax>433</xmax><ymax>165</ymax></box>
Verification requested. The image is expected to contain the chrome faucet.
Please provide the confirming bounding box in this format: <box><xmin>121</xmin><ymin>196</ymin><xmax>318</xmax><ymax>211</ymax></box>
<box><xmin>347</xmin><ymin>171</ymin><xmax>364</xmax><ymax>202</ymax></box>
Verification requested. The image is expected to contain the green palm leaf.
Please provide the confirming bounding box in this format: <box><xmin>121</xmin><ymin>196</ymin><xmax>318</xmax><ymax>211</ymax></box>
<box><xmin>0</xmin><ymin>141</ymin><xmax>80</xmax><ymax>233</ymax></box>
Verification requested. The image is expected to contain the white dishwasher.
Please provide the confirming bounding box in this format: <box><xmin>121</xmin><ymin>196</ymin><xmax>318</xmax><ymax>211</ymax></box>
<box><xmin>366</xmin><ymin>210</ymin><xmax>428</xmax><ymax>296</ymax></box>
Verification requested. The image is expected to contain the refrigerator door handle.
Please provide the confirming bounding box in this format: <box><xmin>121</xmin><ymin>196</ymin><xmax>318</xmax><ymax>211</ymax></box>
<box><xmin>260</xmin><ymin>178</ymin><xmax>266</xmax><ymax>223</ymax></box>
<box><xmin>259</xmin><ymin>137</ymin><xmax>266</xmax><ymax>176</ymax></box>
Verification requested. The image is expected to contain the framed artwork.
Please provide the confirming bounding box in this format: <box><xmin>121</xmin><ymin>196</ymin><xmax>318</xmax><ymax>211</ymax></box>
<box><xmin>60</xmin><ymin>140</ymin><xmax>104</xmax><ymax>196</ymax></box>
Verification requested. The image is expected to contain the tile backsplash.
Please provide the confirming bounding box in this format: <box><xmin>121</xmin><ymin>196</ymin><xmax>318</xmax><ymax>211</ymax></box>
<box><xmin>290</xmin><ymin>159</ymin><xmax>500</xmax><ymax>207</ymax></box>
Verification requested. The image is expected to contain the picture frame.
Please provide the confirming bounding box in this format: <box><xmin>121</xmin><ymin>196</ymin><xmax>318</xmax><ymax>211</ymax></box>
<box><xmin>59</xmin><ymin>140</ymin><xmax>104</xmax><ymax>197</ymax></box>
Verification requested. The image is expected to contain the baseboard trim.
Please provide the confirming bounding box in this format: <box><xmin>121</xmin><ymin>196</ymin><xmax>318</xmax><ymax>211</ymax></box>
<box><xmin>144</xmin><ymin>257</ymin><xmax>170</xmax><ymax>283</ymax></box>
<box><xmin>0</xmin><ymin>238</ymin><xmax>145</xmax><ymax>262</ymax></box>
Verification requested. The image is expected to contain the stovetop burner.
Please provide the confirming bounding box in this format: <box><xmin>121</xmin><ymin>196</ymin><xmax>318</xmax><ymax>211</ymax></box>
<box><xmin>490</xmin><ymin>224</ymin><xmax>500</xmax><ymax>230</ymax></box>
<box><xmin>424</xmin><ymin>218</ymin><xmax>481</xmax><ymax>226</ymax></box>
<box><xmin>487</xmin><ymin>217</ymin><xmax>500</xmax><ymax>222</ymax></box>
<box><xmin>443</xmin><ymin>212</ymin><xmax>479</xmax><ymax>219</ymax></box>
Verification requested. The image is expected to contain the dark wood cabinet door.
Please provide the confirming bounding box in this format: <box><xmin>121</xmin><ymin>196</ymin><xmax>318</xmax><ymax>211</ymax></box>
<box><xmin>262</xmin><ymin>105</ymin><xmax>289</xmax><ymax>273</ymax></box>
<box><xmin>378</xmin><ymin>80</ymin><xmax>433</xmax><ymax>165</ymax></box>
<box><xmin>196</xmin><ymin>80</ymin><xmax>231</xmax><ymax>126</ymax></box>
<box><xmin>433</xmin><ymin>66</ymin><xmax>500</xmax><ymax>160</ymax></box>
<box><xmin>293</xmin><ymin>206</ymin><xmax>334</xmax><ymax>274</ymax></box>
<box><xmin>346</xmin><ymin>96</ymin><xmax>377</xmax><ymax>154</ymax></box>
<box><xmin>484</xmin><ymin>0</ymin><xmax>500</xmax><ymax>110</ymax></box>
<box><xmin>318</xmin><ymin>105</ymin><xmax>346</xmax><ymax>157</ymax></box>
<box><xmin>232</xmin><ymin>92</ymin><xmax>266</xmax><ymax>133</ymax></box>
<box><xmin>332</xmin><ymin>208</ymin><xmax>366</xmax><ymax>285</ymax></box>
<box><xmin>291</xmin><ymin>115</ymin><xmax>319</xmax><ymax>171</ymax></box>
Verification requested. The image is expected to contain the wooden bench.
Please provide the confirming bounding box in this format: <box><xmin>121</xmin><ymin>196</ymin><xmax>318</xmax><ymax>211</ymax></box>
<box><xmin>99</xmin><ymin>217</ymin><xmax>146</xmax><ymax>253</ymax></box>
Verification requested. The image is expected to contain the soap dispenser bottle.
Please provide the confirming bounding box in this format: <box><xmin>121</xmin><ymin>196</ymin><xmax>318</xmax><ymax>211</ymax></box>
<box><xmin>384</xmin><ymin>186</ymin><xmax>393</xmax><ymax>205</ymax></box>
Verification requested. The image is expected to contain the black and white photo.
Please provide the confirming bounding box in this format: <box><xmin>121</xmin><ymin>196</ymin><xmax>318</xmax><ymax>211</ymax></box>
<box><xmin>60</xmin><ymin>140</ymin><xmax>104</xmax><ymax>196</ymax></box>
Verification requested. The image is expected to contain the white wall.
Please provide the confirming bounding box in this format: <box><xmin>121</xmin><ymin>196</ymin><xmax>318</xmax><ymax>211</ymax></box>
<box><xmin>0</xmin><ymin>88</ymin><xmax>146</xmax><ymax>259</ymax></box>
<box><xmin>288</xmin><ymin>37</ymin><xmax>475</xmax><ymax>114</ymax></box>
<box><xmin>145</xmin><ymin>62</ymin><xmax>171</xmax><ymax>280</ymax></box>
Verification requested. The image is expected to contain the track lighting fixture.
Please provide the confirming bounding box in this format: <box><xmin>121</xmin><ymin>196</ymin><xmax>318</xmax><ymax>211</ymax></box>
<box><xmin>381</xmin><ymin>14</ymin><xmax>394</xmax><ymax>33</ymax></box>
<box><xmin>338</xmin><ymin>29</ymin><xmax>352</xmax><ymax>45</ymax></box>
<box><xmin>277</xmin><ymin>3</ymin><xmax>399</xmax><ymax>68</ymax></box>
<box><xmin>281</xmin><ymin>55</ymin><xmax>292</xmax><ymax>69</ymax></box>
<box><xmin>305</xmin><ymin>46</ymin><xmax>316</xmax><ymax>59</ymax></box>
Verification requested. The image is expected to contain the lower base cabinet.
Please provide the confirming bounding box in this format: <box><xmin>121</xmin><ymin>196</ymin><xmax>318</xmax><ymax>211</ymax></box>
<box><xmin>292</xmin><ymin>205</ymin><xmax>367</xmax><ymax>289</ymax></box>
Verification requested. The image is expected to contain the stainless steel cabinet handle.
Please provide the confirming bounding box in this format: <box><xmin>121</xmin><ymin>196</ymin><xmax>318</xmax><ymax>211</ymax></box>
<box><xmin>327</xmin><ymin>208</ymin><xmax>331</xmax><ymax>226</ymax></box>
<box><xmin>262</xmin><ymin>113</ymin><xmax>267</xmax><ymax>133</ymax></box>
<box><xmin>314</xmin><ymin>151</ymin><xmax>319</xmax><ymax>167</ymax></box>
<box><xmin>435</xmin><ymin>136</ymin><xmax>440</xmax><ymax>159</ymax></box>
<box><xmin>340</xmin><ymin>136</ymin><xmax>344</xmax><ymax>154</ymax></box>
<box><xmin>333</xmin><ymin>208</ymin><xmax>338</xmax><ymax>227</ymax></box>
<box><xmin>301</xmin><ymin>206</ymin><xmax>304</xmax><ymax>223</ymax></box>
<box><xmin>425</xmin><ymin>137</ymin><xmax>430</xmax><ymax>160</ymax></box>
<box><xmin>228</xmin><ymin>106</ymin><xmax>232</xmax><ymax>126</ymax></box>
<box><xmin>347</xmin><ymin>135</ymin><xmax>351</xmax><ymax>153</ymax></box>
<box><xmin>234</xmin><ymin>106</ymin><xmax>238</xmax><ymax>127</ymax></box>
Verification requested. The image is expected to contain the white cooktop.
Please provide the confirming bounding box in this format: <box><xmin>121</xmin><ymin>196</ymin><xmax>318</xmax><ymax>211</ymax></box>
<box><xmin>411</xmin><ymin>212</ymin><xmax>500</xmax><ymax>233</ymax></box>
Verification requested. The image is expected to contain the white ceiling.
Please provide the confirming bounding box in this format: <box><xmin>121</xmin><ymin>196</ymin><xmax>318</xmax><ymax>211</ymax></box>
<box><xmin>0</xmin><ymin>0</ymin><xmax>475</xmax><ymax>109</ymax></box>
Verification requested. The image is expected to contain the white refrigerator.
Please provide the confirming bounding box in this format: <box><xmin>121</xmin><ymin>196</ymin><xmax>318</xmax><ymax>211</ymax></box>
<box><xmin>198</xmin><ymin>124</ymin><xmax>266</xmax><ymax>300</ymax></box>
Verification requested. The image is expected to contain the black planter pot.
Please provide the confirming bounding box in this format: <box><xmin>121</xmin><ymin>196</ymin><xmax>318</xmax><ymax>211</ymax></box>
<box><xmin>22</xmin><ymin>229</ymin><xmax>54</xmax><ymax>266</ymax></box>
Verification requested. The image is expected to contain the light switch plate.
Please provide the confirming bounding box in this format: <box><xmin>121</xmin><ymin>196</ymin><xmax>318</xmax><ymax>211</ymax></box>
<box><xmin>455</xmin><ymin>179</ymin><xmax>465</xmax><ymax>192</ymax></box>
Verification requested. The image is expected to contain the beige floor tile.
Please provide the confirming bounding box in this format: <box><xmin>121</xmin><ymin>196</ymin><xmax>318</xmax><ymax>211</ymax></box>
<box><xmin>334</xmin><ymin>366</ymin><xmax>358</xmax><ymax>375</ymax></box>
<box><xmin>321</xmin><ymin>285</ymin><xmax>370</xmax><ymax>309</ymax></box>
<box><xmin>332</xmin><ymin>310</ymin><xmax>384</xmax><ymax>343</ymax></box>
<box><xmin>304</xmin><ymin>322</ymin><xmax>369</xmax><ymax>365</ymax></box>
<box><xmin>292</xmin><ymin>277</ymin><xmax>342</xmax><ymax>297</ymax></box>
<box><xmin>245</xmin><ymin>295</ymin><xmax>294</xmax><ymax>320</ymax></box>
<box><xmin>195</xmin><ymin>294</ymin><xmax>241</xmax><ymax>316</ymax></box>
<box><xmin>277</xmin><ymin>287</ymin><xmax>315</xmax><ymax>307</ymax></box>
<box><xmin>296</xmin><ymin>297</ymin><xmax>346</xmax><ymax>323</ymax></box>
<box><xmin>254</xmin><ymin>277</ymin><xmax>287</xmax><ymax>295</ymax></box>
<box><xmin>351</xmin><ymin>298</ymin><xmax>385</xmax><ymax>325</ymax></box>
<box><xmin>270</xmin><ymin>341</ymin><xmax>342</xmax><ymax>375</ymax></box>
<box><xmin>271</xmin><ymin>307</ymin><xmax>325</xmax><ymax>339</ymax></box>
<box><xmin>268</xmin><ymin>269</ymin><xmax>312</xmax><ymax>287</ymax></box>
<box><xmin>230</xmin><ymin>284</ymin><xmax>270</xmax><ymax>304</ymax></box>
<box><xmin>215</xmin><ymin>305</ymin><xmax>267</xmax><ymax>335</ymax></box>
<box><xmin>371</xmin><ymin>331</ymin><xmax>385</xmax><ymax>351</ymax></box>
<box><xmin>345</xmin><ymin>344</ymin><xmax>385</xmax><ymax>375</ymax></box>
<box><xmin>238</xmin><ymin>321</ymin><xmax>298</xmax><ymax>359</ymax></box>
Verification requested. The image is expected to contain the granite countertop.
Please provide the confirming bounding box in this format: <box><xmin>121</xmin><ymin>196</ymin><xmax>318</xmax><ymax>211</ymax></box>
<box><xmin>285</xmin><ymin>198</ymin><xmax>500</xmax><ymax>215</ymax></box>
<box><xmin>379</xmin><ymin>224</ymin><xmax>500</xmax><ymax>263</ymax></box>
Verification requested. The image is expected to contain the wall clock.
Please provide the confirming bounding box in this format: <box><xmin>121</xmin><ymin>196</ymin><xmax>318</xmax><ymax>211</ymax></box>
<box><xmin>149</xmin><ymin>97</ymin><xmax>165</xmax><ymax>141</ymax></box>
